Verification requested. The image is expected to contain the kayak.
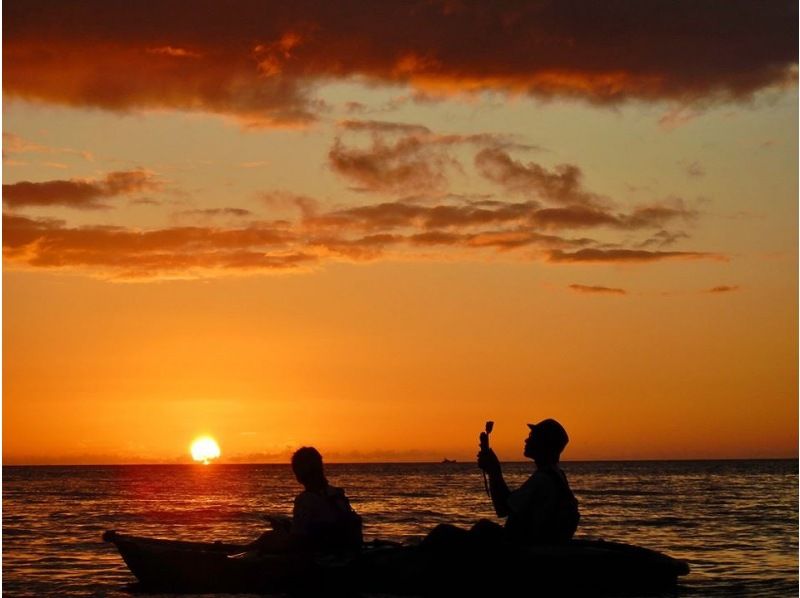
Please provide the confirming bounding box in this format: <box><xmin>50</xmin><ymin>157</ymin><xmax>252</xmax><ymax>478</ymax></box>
<box><xmin>103</xmin><ymin>529</ymin><xmax>689</xmax><ymax>595</ymax></box>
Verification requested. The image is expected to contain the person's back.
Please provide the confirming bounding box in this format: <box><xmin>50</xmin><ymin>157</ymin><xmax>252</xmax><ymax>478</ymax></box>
<box><xmin>292</xmin><ymin>482</ymin><xmax>362</xmax><ymax>551</ymax></box>
<box><xmin>290</xmin><ymin>447</ymin><xmax>363</xmax><ymax>552</ymax></box>
<box><xmin>505</xmin><ymin>464</ymin><xmax>579</xmax><ymax>544</ymax></box>
<box><xmin>248</xmin><ymin>447</ymin><xmax>362</xmax><ymax>554</ymax></box>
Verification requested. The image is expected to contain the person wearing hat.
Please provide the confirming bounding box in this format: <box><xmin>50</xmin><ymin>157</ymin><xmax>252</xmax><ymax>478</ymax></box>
<box><xmin>477</xmin><ymin>419</ymin><xmax>580</xmax><ymax>544</ymax></box>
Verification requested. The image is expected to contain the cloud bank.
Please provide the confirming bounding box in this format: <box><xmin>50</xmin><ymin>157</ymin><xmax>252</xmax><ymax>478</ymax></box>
<box><xmin>5</xmin><ymin>1</ymin><xmax>796</xmax><ymax>124</ymax></box>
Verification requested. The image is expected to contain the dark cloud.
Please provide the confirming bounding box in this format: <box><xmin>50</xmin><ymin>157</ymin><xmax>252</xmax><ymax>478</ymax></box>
<box><xmin>328</xmin><ymin>135</ymin><xmax>455</xmax><ymax>193</ymax></box>
<box><xmin>305</xmin><ymin>195</ymin><xmax>694</xmax><ymax>234</ymax></box>
<box><xmin>548</xmin><ymin>248</ymin><xmax>724</xmax><ymax>263</ymax></box>
<box><xmin>338</xmin><ymin>120</ymin><xmax>432</xmax><ymax>136</ymax></box>
<box><xmin>475</xmin><ymin>148</ymin><xmax>604</xmax><ymax>206</ymax></box>
<box><xmin>568</xmin><ymin>284</ymin><xmax>627</xmax><ymax>295</ymax></box>
<box><xmin>706</xmin><ymin>285</ymin><xmax>740</xmax><ymax>293</ymax></box>
<box><xmin>6</xmin><ymin>1</ymin><xmax>794</xmax><ymax>124</ymax></box>
<box><xmin>637</xmin><ymin>230</ymin><xmax>690</xmax><ymax>248</ymax></box>
<box><xmin>2</xmin><ymin>170</ymin><xmax>160</xmax><ymax>209</ymax></box>
<box><xmin>329</xmin><ymin>122</ymin><xmax>538</xmax><ymax>194</ymax></box>
<box><xmin>305</xmin><ymin>199</ymin><xmax>538</xmax><ymax>231</ymax></box>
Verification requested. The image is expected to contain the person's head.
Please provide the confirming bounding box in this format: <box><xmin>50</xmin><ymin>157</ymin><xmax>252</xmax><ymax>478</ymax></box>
<box><xmin>523</xmin><ymin>419</ymin><xmax>569</xmax><ymax>466</ymax></box>
<box><xmin>291</xmin><ymin>447</ymin><xmax>326</xmax><ymax>490</ymax></box>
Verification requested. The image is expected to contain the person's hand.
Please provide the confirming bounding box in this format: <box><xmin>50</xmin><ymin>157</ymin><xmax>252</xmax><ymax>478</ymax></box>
<box><xmin>477</xmin><ymin>448</ymin><xmax>501</xmax><ymax>475</ymax></box>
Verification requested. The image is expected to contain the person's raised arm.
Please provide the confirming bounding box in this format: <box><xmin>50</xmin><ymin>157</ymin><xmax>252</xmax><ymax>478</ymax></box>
<box><xmin>477</xmin><ymin>448</ymin><xmax>511</xmax><ymax>517</ymax></box>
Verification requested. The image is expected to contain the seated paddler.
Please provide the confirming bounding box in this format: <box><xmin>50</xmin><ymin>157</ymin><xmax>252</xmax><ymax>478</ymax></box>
<box><xmin>247</xmin><ymin>446</ymin><xmax>363</xmax><ymax>553</ymax></box>
<box><xmin>479</xmin><ymin>418</ymin><xmax>580</xmax><ymax>544</ymax></box>
<box><xmin>423</xmin><ymin>418</ymin><xmax>579</xmax><ymax>549</ymax></box>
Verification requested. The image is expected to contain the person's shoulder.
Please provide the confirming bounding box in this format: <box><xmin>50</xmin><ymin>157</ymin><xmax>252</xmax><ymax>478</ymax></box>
<box><xmin>325</xmin><ymin>485</ymin><xmax>346</xmax><ymax>497</ymax></box>
<box><xmin>294</xmin><ymin>490</ymin><xmax>322</xmax><ymax>508</ymax></box>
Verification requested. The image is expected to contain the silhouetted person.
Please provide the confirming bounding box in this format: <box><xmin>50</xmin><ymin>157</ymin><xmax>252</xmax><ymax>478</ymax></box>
<box><xmin>422</xmin><ymin>419</ymin><xmax>579</xmax><ymax>550</ymax></box>
<box><xmin>248</xmin><ymin>447</ymin><xmax>362</xmax><ymax>553</ymax></box>
<box><xmin>478</xmin><ymin>419</ymin><xmax>579</xmax><ymax>543</ymax></box>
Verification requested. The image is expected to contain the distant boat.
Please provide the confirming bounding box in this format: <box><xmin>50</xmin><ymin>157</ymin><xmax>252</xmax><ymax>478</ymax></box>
<box><xmin>441</xmin><ymin>458</ymin><xmax>457</xmax><ymax>464</ymax></box>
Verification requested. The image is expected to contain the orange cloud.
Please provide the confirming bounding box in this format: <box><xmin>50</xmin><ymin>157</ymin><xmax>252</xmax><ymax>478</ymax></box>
<box><xmin>173</xmin><ymin>207</ymin><xmax>253</xmax><ymax>219</ymax></box>
<box><xmin>146</xmin><ymin>46</ymin><xmax>202</xmax><ymax>59</ymax></box>
<box><xmin>3</xmin><ymin>170</ymin><xmax>160</xmax><ymax>209</ymax></box>
<box><xmin>3</xmin><ymin>132</ymin><xmax>93</xmax><ymax>161</ymax></box>
<box><xmin>5</xmin><ymin>1</ymin><xmax>795</xmax><ymax>124</ymax></box>
<box><xmin>569</xmin><ymin>284</ymin><xmax>627</xmax><ymax>295</ymax></box>
<box><xmin>2</xmin><ymin>183</ymin><xmax>718</xmax><ymax>279</ymax></box>
<box><xmin>3</xmin><ymin>213</ymin><xmax>307</xmax><ymax>279</ymax></box>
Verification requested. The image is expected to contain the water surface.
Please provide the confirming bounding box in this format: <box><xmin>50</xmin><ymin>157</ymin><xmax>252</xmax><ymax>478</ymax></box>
<box><xmin>3</xmin><ymin>460</ymin><xmax>797</xmax><ymax>596</ymax></box>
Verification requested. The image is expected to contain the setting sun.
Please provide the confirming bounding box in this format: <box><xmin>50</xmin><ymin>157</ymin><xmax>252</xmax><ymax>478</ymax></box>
<box><xmin>190</xmin><ymin>436</ymin><xmax>221</xmax><ymax>464</ymax></box>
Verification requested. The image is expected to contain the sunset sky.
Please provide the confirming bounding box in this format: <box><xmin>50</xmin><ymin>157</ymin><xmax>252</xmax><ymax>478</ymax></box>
<box><xmin>3</xmin><ymin>0</ymin><xmax>797</xmax><ymax>464</ymax></box>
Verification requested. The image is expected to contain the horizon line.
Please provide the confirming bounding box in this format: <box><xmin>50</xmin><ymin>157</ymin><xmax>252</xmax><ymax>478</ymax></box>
<box><xmin>4</xmin><ymin>456</ymin><xmax>798</xmax><ymax>467</ymax></box>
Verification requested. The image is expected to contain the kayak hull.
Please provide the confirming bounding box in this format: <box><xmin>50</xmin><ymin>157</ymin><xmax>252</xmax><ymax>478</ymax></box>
<box><xmin>103</xmin><ymin>530</ymin><xmax>689</xmax><ymax>595</ymax></box>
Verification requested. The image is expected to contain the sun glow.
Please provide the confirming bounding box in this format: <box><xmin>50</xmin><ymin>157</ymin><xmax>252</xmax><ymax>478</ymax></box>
<box><xmin>190</xmin><ymin>436</ymin><xmax>221</xmax><ymax>464</ymax></box>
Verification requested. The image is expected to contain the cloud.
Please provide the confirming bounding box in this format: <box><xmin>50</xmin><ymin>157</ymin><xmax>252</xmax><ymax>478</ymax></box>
<box><xmin>343</xmin><ymin>101</ymin><xmax>367</xmax><ymax>114</ymax></box>
<box><xmin>328</xmin><ymin>122</ymin><xmax>539</xmax><ymax>194</ymax></box>
<box><xmin>146</xmin><ymin>45</ymin><xmax>202</xmax><ymax>59</ymax></box>
<box><xmin>5</xmin><ymin>1</ymin><xmax>795</xmax><ymax>124</ymax></box>
<box><xmin>173</xmin><ymin>207</ymin><xmax>253</xmax><ymax>219</ymax></box>
<box><xmin>3</xmin><ymin>213</ymin><xmax>310</xmax><ymax>280</ymax></box>
<box><xmin>129</xmin><ymin>198</ymin><xmax>162</xmax><ymax>206</ymax></box>
<box><xmin>3</xmin><ymin>183</ymin><xmax>717</xmax><ymax>279</ymax></box>
<box><xmin>547</xmin><ymin>248</ymin><xmax>724</xmax><ymax>263</ymax></box>
<box><xmin>304</xmin><ymin>199</ymin><xmax>540</xmax><ymax>231</ymax></box>
<box><xmin>637</xmin><ymin>230</ymin><xmax>691</xmax><ymax>248</ymax></box>
<box><xmin>2</xmin><ymin>170</ymin><xmax>160</xmax><ymax>209</ymax></box>
<box><xmin>569</xmin><ymin>284</ymin><xmax>627</xmax><ymax>295</ymax></box>
<box><xmin>680</xmin><ymin>160</ymin><xmax>706</xmax><ymax>177</ymax></box>
<box><xmin>260</xmin><ymin>190</ymin><xmax>319</xmax><ymax>217</ymax></box>
<box><xmin>329</xmin><ymin>135</ymin><xmax>454</xmax><ymax>193</ymax></box>
<box><xmin>475</xmin><ymin>148</ymin><xmax>604</xmax><ymax>207</ymax></box>
<box><xmin>338</xmin><ymin>120</ymin><xmax>432</xmax><ymax>136</ymax></box>
<box><xmin>706</xmin><ymin>285</ymin><xmax>740</xmax><ymax>293</ymax></box>
<box><xmin>3</xmin><ymin>132</ymin><xmax>93</xmax><ymax>161</ymax></box>
<box><xmin>659</xmin><ymin>106</ymin><xmax>704</xmax><ymax>130</ymax></box>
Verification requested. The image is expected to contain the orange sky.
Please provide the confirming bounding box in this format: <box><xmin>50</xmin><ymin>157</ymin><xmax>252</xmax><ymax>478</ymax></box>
<box><xmin>3</xmin><ymin>1</ymin><xmax>798</xmax><ymax>464</ymax></box>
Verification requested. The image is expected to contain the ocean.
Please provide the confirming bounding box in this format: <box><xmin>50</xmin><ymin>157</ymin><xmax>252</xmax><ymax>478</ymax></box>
<box><xmin>3</xmin><ymin>460</ymin><xmax>797</xmax><ymax>596</ymax></box>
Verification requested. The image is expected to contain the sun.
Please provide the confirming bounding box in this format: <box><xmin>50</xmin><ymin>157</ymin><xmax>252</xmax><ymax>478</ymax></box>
<box><xmin>190</xmin><ymin>436</ymin><xmax>221</xmax><ymax>464</ymax></box>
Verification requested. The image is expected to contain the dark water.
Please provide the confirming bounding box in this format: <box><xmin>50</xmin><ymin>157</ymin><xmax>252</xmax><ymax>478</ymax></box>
<box><xmin>3</xmin><ymin>460</ymin><xmax>797</xmax><ymax>596</ymax></box>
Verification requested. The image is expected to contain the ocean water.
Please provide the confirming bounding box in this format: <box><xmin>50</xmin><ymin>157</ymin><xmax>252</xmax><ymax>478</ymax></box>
<box><xmin>2</xmin><ymin>460</ymin><xmax>797</xmax><ymax>596</ymax></box>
